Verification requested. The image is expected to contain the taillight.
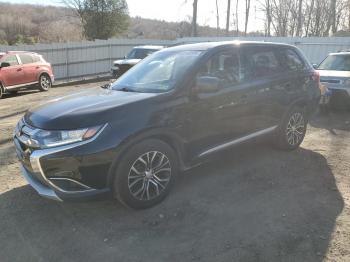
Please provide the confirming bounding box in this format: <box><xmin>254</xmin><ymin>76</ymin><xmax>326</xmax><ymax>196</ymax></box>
<box><xmin>312</xmin><ymin>71</ymin><xmax>320</xmax><ymax>83</ymax></box>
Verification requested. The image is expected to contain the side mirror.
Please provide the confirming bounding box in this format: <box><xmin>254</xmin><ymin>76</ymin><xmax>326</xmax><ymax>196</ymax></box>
<box><xmin>0</xmin><ymin>62</ymin><xmax>10</xmax><ymax>68</ymax></box>
<box><xmin>312</xmin><ymin>63</ymin><xmax>318</xmax><ymax>69</ymax></box>
<box><xmin>195</xmin><ymin>76</ymin><xmax>220</xmax><ymax>93</ymax></box>
<box><xmin>124</xmin><ymin>55</ymin><xmax>127</xmax><ymax>59</ymax></box>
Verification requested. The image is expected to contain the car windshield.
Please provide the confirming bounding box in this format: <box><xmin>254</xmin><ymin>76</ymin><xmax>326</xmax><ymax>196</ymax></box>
<box><xmin>112</xmin><ymin>50</ymin><xmax>202</xmax><ymax>93</ymax></box>
<box><xmin>126</xmin><ymin>48</ymin><xmax>158</xmax><ymax>59</ymax></box>
<box><xmin>318</xmin><ymin>54</ymin><xmax>350</xmax><ymax>71</ymax></box>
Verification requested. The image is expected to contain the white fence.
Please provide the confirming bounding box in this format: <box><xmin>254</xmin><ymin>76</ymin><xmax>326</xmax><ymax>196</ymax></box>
<box><xmin>1</xmin><ymin>37</ymin><xmax>350</xmax><ymax>82</ymax></box>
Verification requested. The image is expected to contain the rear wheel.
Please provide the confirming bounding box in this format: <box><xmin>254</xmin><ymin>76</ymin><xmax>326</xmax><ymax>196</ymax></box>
<box><xmin>275</xmin><ymin>107</ymin><xmax>307</xmax><ymax>150</ymax></box>
<box><xmin>38</xmin><ymin>74</ymin><xmax>51</xmax><ymax>91</ymax></box>
<box><xmin>113</xmin><ymin>139</ymin><xmax>178</xmax><ymax>209</ymax></box>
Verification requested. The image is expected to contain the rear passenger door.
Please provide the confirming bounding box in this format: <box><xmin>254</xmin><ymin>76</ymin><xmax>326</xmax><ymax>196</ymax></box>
<box><xmin>239</xmin><ymin>46</ymin><xmax>290</xmax><ymax>129</ymax></box>
<box><xmin>277</xmin><ymin>48</ymin><xmax>311</xmax><ymax>104</ymax></box>
<box><xmin>18</xmin><ymin>54</ymin><xmax>38</xmax><ymax>84</ymax></box>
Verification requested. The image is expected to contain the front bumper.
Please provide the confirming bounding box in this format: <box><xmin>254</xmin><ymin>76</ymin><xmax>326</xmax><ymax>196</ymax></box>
<box><xmin>14</xmin><ymin>123</ymin><xmax>115</xmax><ymax>201</ymax></box>
<box><xmin>20</xmin><ymin>164</ymin><xmax>62</xmax><ymax>201</ymax></box>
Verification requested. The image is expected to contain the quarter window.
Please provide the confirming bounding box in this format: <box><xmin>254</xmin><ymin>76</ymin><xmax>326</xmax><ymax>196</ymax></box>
<box><xmin>19</xmin><ymin>54</ymin><xmax>34</xmax><ymax>64</ymax></box>
<box><xmin>197</xmin><ymin>51</ymin><xmax>240</xmax><ymax>88</ymax></box>
<box><xmin>281</xmin><ymin>49</ymin><xmax>305</xmax><ymax>71</ymax></box>
<box><xmin>32</xmin><ymin>55</ymin><xmax>41</xmax><ymax>63</ymax></box>
<box><xmin>2</xmin><ymin>55</ymin><xmax>19</xmax><ymax>66</ymax></box>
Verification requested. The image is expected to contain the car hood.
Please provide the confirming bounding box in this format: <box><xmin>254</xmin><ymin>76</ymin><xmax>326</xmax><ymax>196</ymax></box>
<box><xmin>25</xmin><ymin>87</ymin><xmax>158</xmax><ymax>130</ymax></box>
<box><xmin>317</xmin><ymin>70</ymin><xmax>350</xmax><ymax>78</ymax></box>
<box><xmin>113</xmin><ymin>59</ymin><xmax>141</xmax><ymax>65</ymax></box>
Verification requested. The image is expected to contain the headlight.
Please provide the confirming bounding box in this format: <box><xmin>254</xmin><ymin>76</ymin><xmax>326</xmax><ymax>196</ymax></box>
<box><xmin>32</xmin><ymin>125</ymin><xmax>104</xmax><ymax>148</ymax></box>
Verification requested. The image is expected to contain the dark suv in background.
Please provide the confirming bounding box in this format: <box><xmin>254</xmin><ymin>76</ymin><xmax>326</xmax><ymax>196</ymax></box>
<box><xmin>14</xmin><ymin>42</ymin><xmax>320</xmax><ymax>209</ymax></box>
<box><xmin>111</xmin><ymin>45</ymin><xmax>163</xmax><ymax>78</ymax></box>
<box><xmin>0</xmin><ymin>51</ymin><xmax>54</xmax><ymax>98</ymax></box>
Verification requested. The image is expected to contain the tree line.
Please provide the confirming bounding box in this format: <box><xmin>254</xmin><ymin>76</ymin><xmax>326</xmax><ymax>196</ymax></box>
<box><xmin>191</xmin><ymin>0</ymin><xmax>350</xmax><ymax>37</ymax></box>
<box><xmin>1</xmin><ymin>0</ymin><xmax>350</xmax><ymax>46</ymax></box>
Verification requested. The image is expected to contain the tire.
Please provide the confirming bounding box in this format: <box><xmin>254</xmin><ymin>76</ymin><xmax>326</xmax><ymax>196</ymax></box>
<box><xmin>274</xmin><ymin>107</ymin><xmax>307</xmax><ymax>151</ymax></box>
<box><xmin>113</xmin><ymin>139</ymin><xmax>178</xmax><ymax>209</ymax></box>
<box><xmin>38</xmin><ymin>74</ymin><xmax>51</xmax><ymax>91</ymax></box>
<box><xmin>0</xmin><ymin>84</ymin><xmax>3</xmax><ymax>99</ymax></box>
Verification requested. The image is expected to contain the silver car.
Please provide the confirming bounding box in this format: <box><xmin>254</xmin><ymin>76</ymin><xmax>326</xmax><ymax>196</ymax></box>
<box><xmin>316</xmin><ymin>51</ymin><xmax>350</xmax><ymax>109</ymax></box>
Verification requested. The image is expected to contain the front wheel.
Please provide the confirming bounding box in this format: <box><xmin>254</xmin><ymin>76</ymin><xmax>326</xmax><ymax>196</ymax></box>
<box><xmin>0</xmin><ymin>84</ymin><xmax>3</xmax><ymax>99</ymax></box>
<box><xmin>113</xmin><ymin>139</ymin><xmax>178</xmax><ymax>209</ymax></box>
<box><xmin>38</xmin><ymin>74</ymin><xmax>51</xmax><ymax>91</ymax></box>
<box><xmin>274</xmin><ymin>108</ymin><xmax>307</xmax><ymax>150</ymax></box>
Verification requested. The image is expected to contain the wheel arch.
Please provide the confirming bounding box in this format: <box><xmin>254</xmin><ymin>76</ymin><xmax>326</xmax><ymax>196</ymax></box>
<box><xmin>37</xmin><ymin>71</ymin><xmax>52</xmax><ymax>82</ymax></box>
<box><xmin>106</xmin><ymin>128</ymin><xmax>187</xmax><ymax>188</ymax></box>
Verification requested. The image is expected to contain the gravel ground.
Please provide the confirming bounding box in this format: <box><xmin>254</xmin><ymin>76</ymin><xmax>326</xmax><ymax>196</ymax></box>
<box><xmin>0</xmin><ymin>82</ymin><xmax>349</xmax><ymax>262</ymax></box>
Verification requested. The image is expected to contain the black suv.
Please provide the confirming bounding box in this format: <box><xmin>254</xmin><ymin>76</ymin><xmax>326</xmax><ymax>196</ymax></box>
<box><xmin>14</xmin><ymin>42</ymin><xmax>320</xmax><ymax>209</ymax></box>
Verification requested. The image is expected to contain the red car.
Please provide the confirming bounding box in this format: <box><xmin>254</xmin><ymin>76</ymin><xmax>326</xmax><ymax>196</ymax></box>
<box><xmin>0</xmin><ymin>51</ymin><xmax>54</xmax><ymax>98</ymax></box>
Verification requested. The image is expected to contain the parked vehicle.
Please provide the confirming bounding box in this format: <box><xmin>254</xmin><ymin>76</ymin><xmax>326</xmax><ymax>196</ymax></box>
<box><xmin>315</xmin><ymin>51</ymin><xmax>350</xmax><ymax>109</ymax></box>
<box><xmin>0</xmin><ymin>51</ymin><xmax>54</xmax><ymax>99</ymax></box>
<box><xmin>14</xmin><ymin>42</ymin><xmax>320</xmax><ymax>209</ymax></box>
<box><xmin>111</xmin><ymin>45</ymin><xmax>163</xmax><ymax>78</ymax></box>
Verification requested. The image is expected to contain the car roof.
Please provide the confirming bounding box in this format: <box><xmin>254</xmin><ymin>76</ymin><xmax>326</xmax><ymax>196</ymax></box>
<box><xmin>134</xmin><ymin>45</ymin><xmax>164</xmax><ymax>50</ymax></box>
<box><xmin>163</xmin><ymin>41</ymin><xmax>294</xmax><ymax>52</ymax></box>
<box><xmin>4</xmin><ymin>51</ymin><xmax>39</xmax><ymax>55</ymax></box>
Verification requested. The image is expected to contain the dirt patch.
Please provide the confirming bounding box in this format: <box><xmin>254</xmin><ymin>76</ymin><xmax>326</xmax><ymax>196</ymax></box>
<box><xmin>0</xmin><ymin>83</ymin><xmax>349</xmax><ymax>262</ymax></box>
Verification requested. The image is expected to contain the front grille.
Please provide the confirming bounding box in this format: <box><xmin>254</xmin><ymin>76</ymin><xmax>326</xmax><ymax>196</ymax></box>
<box><xmin>118</xmin><ymin>64</ymin><xmax>132</xmax><ymax>74</ymax></box>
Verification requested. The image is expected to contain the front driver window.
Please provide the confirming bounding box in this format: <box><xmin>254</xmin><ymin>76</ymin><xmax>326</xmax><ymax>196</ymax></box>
<box><xmin>198</xmin><ymin>51</ymin><xmax>240</xmax><ymax>88</ymax></box>
<box><xmin>2</xmin><ymin>55</ymin><xmax>19</xmax><ymax>66</ymax></box>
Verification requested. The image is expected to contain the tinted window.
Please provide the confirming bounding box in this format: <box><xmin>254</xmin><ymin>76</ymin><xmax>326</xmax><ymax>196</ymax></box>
<box><xmin>198</xmin><ymin>51</ymin><xmax>240</xmax><ymax>88</ymax></box>
<box><xmin>318</xmin><ymin>54</ymin><xmax>350</xmax><ymax>71</ymax></box>
<box><xmin>19</xmin><ymin>54</ymin><xmax>33</xmax><ymax>64</ymax></box>
<box><xmin>240</xmin><ymin>47</ymin><xmax>282</xmax><ymax>81</ymax></box>
<box><xmin>2</xmin><ymin>55</ymin><xmax>19</xmax><ymax>66</ymax></box>
<box><xmin>281</xmin><ymin>49</ymin><xmax>305</xmax><ymax>71</ymax></box>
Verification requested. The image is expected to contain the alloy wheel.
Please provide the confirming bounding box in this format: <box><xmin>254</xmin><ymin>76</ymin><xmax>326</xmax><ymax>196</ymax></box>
<box><xmin>286</xmin><ymin>112</ymin><xmax>305</xmax><ymax>146</ymax></box>
<box><xmin>128</xmin><ymin>151</ymin><xmax>171</xmax><ymax>201</ymax></box>
<box><xmin>40</xmin><ymin>75</ymin><xmax>51</xmax><ymax>90</ymax></box>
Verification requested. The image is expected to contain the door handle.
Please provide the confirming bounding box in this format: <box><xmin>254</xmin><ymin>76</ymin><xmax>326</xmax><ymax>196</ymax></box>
<box><xmin>17</xmin><ymin>68</ymin><xmax>22</xmax><ymax>72</ymax></box>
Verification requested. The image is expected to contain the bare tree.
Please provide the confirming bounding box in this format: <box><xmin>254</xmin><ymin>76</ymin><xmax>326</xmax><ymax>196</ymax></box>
<box><xmin>244</xmin><ymin>0</ymin><xmax>251</xmax><ymax>35</ymax></box>
<box><xmin>226</xmin><ymin>0</ymin><xmax>231</xmax><ymax>35</ymax></box>
<box><xmin>296</xmin><ymin>0</ymin><xmax>303</xmax><ymax>36</ymax></box>
<box><xmin>192</xmin><ymin>0</ymin><xmax>198</xmax><ymax>36</ymax></box>
<box><xmin>216</xmin><ymin>0</ymin><xmax>220</xmax><ymax>35</ymax></box>
<box><xmin>235</xmin><ymin>0</ymin><xmax>239</xmax><ymax>34</ymax></box>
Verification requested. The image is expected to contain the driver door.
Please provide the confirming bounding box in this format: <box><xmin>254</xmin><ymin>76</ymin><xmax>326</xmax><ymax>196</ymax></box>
<box><xmin>1</xmin><ymin>54</ymin><xmax>25</xmax><ymax>87</ymax></box>
<box><xmin>187</xmin><ymin>49</ymin><xmax>254</xmax><ymax>159</ymax></box>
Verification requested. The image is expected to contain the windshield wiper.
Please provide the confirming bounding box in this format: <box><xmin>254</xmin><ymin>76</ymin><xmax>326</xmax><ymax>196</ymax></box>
<box><xmin>118</xmin><ymin>87</ymin><xmax>138</xmax><ymax>92</ymax></box>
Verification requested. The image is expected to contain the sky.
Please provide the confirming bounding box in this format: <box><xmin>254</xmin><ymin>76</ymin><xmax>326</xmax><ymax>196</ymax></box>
<box><xmin>0</xmin><ymin>0</ymin><xmax>265</xmax><ymax>32</ymax></box>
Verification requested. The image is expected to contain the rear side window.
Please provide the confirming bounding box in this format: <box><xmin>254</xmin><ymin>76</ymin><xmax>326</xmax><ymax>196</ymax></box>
<box><xmin>280</xmin><ymin>49</ymin><xmax>305</xmax><ymax>71</ymax></box>
<box><xmin>19</xmin><ymin>54</ymin><xmax>34</xmax><ymax>64</ymax></box>
<box><xmin>32</xmin><ymin>55</ymin><xmax>41</xmax><ymax>63</ymax></box>
<box><xmin>2</xmin><ymin>55</ymin><xmax>19</xmax><ymax>66</ymax></box>
<box><xmin>240</xmin><ymin>47</ymin><xmax>282</xmax><ymax>81</ymax></box>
